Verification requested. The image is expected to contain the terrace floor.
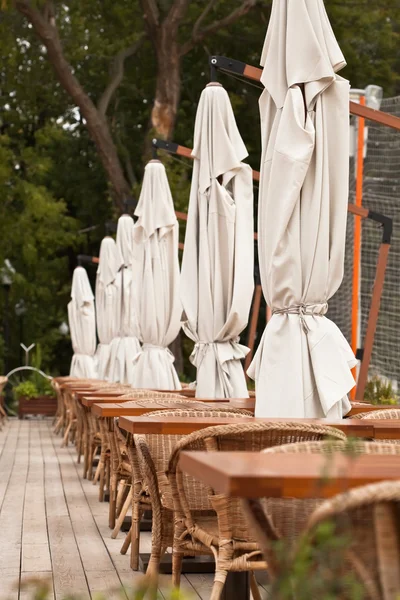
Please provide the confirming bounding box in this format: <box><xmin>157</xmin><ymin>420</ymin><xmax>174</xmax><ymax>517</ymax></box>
<box><xmin>0</xmin><ymin>419</ymin><xmax>269</xmax><ymax>600</ymax></box>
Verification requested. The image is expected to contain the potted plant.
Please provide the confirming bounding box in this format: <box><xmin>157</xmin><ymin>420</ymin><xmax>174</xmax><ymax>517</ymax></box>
<box><xmin>13</xmin><ymin>344</ymin><xmax>56</xmax><ymax>419</ymax></box>
<box><xmin>14</xmin><ymin>377</ymin><xmax>56</xmax><ymax>419</ymax></box>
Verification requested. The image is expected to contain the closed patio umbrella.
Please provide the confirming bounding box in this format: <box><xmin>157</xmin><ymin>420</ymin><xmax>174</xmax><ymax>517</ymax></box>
<box><xmin>248</xmin><ymin>0</ymin><xmax>356</xmax><ymax>418</ymax></box>
<box><xmin>180</xmin><ymin>83</ymin><xmax>254</xmax><ymax>398</ymax></box>
<box><xmin>108</xmin><ymin>215</ymin><xmax>141</xmax><ymax>384</ymax></box>
<box><xmin>95</xmin><ymin>236</ymin><xmax>123</xmax><ymax>380</ymax></box>
<box><xmin>68</xmin><ymin>266</ymin><xmax>97</xmax><ymax>378</ymax></box>
<box><xmin>131</xmin><ymin>160</ymin><xmax>181</xmax><ymax>390</ymax></box>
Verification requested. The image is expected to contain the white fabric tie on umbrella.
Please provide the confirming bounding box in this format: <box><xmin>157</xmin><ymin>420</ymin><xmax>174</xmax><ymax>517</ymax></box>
<box><xmin>248</xmin><ymin>0</ymin><xmax>356</xmax><ymax>418</ymax></box>
<box><xmin>95</xmin><ymin>236</ymin><xmax>123</xmax><ymax>380</ymax></box>
<box><xmin>68</xmin><ymin>266</ymin><xmax>97</xmax><ymax>378</ymax></box>
<box><xmin>108</xmin><ymin>215</ymin><xmax>141</xmax><ymax>384</ymax></box>
<box><xmin>180</xmin><ymin>83</ymin><xmax>254</xmax><ymax>398</ymax></box>
<box><xmin>131</xmin><ymin>160</ymin><xmax>181</xmax><ymax>390</ymax></box>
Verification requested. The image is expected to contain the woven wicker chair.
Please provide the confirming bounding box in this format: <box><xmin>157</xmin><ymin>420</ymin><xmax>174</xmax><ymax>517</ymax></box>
<box><xmin>88</xmin><ymin>389</ymin><xmax>184</xmax><ymax>488</ymax></box>
<box><xmin>115</xmin><ymin>401</ymin><xmax>250</xmax><ymax>561</ymax></box>
<box><xmin>353</xmin><ymin>408</ymin><xmax>400</xmax><ymax>420</ymax></box>
<box><xmin>108</xmin><ymin>397</ymin><xmax>206</xmax><ymax>537</ymax></box>
<box><xmin>351</xmin><ymin>408</ymin><xmax>400</xmax><ymax>445</ymax></box>
<box><xmin>299</xmin><ymin>480</ymin><xmax>400</xmax><ymax>599</ymax></box>
<box><xmin>79</xmin><ymin>384</ymin><xmax>133</xmax><ymax>480</ymax></box>
<box><xmin>243</xmin><ymin>439</ymin><xmax>400</xmax><ymax>572</ymax></box>
<box><xmin>106</xmin><ymin>394</ymin><xmax>200</xmax><ymax>536</ymax></box>
<box><xmin>130</xmin><ymin>407</ymin><xmax>253</xmax><ymax>575</ymax></box>
<box><xmin>164</xmin><ymin>422</ymin><xmax>346</xmax><ymax>600</ymax></box>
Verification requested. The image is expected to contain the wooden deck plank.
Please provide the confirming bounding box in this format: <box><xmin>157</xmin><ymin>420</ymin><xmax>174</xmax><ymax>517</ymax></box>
<box><xmin>0</xmin><ymin>420</ymin><xmax>20</xmax><ymax>511</ymax></box>
<box><xmin>0</xmin><ymin>420</ymin><xmax>222</xmax><ymax>599</ymax></box>
<box><xmin>51</xmin><ymin>428</ymin><xmax>126</xmax><ymax>574</ymax></box>
<box><xmin>39</xmin><ymin>422</ymin><xmax>90</xmax><ymax>600</ymax></box>
<box><xmin>86</xmin><ymin>570</ymin><xmax>129</xmax><ymax>600</ymax></box>
<box><xmin>22</xmin><ymin>423</ymin><xmax>51</xmax><ymax>571</ymax></box>
<box><xmin>20</xmin><ymin>572</ymin><xmax>54</xmax><ymax>600</ymax></box>
<box><xmin>0</xmin><ymin>420</ymin><xmax>29</xmax><ymax>600</ymax></box>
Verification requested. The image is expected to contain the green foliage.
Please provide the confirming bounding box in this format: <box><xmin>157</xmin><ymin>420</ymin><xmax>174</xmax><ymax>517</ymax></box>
<box><xmin>12</xmin><ymin>345</ymin><xmax>54</xmax><ymax>400</ymax></box>
<box><xmin>271</xmin><ymin>521</ymin><xmax>365</xmax><ymax>600</ymax></box>
<box><xmin>364</xmin><ymin>375</ymin><xmax>399</xmax><ymax>405</ymax></box>
<box><xmin>20</xmin><ymin>577</ymin><xmax>192</xmax><ymax>600</ymax></box>
<box><xmin>13</xmin><ymin>376</ymin><xmax>53</xmax><ymax>400</ymax></box>
<box><xmin>13</xmin><ymin>379</ymin><xmax>38</xmax><ymax>400</ymax></box>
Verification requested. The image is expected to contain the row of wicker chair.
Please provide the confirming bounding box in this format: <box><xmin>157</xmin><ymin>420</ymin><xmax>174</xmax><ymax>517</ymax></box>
<box><xmin>52</xmin><ymin>379</ymin><xmax>400</xmax><ymax>599</ymax></box>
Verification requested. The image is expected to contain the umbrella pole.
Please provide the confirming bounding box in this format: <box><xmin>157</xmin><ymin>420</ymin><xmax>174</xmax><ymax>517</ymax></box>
<box><xmin>245</xmin><ymin>285</ymin><xmax>262</xmax><ymax>376</ymax></box>
<box><xmin>351</xmin><ymin>97</ymin><xmax>366</xmax><ymax>398</ymax></box>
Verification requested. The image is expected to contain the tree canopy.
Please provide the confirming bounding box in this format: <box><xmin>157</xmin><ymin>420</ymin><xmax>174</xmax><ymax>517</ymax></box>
<box><xmin>0</xmin><ymin>0</ymin><xmax>399</xmax><ymax>375</ymax></box>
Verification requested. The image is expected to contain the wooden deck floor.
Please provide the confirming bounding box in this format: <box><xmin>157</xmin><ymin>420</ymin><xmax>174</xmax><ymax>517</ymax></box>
<box><xmin>0</xmin><ymin>419</ymin><xmax>269</xmax><ymax>600</ymax></box>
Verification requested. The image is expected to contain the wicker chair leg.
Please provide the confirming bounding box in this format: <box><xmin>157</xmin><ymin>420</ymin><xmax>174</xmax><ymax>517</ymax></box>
<box><xmin>62</xmin><ymin>421</ymin><xmax>72</xmax><ymax>448</ymax></box>
<box><xmin>112</xmin><ymin>488</ymin><xmax>133</xmax><ymax>539</ymax></box>
<box><xmin>88</xmin><ymin>443</ymin><xmax>96</xmax><ymax>480</ymax></box>
<box><xmin>77</xmin><ymin>429</ymin><xmax>83</xmax><ymax>464</ymax></box>
<box><xmin>109</xmin><ymin>474</ymin><xmax>118</xmax><ymax>529</ymax></box>
<box><xmin>210</xmin><ymin>571</ymin><xmax>228</xmax><ymax>600</ymax></box>
<box><xmin>146</xmin><ymin>544</ymin><xmax>168</xmax><ymax>585</ymax></box>
<box><xmin>93</xmin><ymin>459</ymin><xmax>101</xmax><ymax>484</ymax></box>
<box><xmin>105</xmin><ymin>455</ymin><xmax>110</xmax><ymax>495</ymax></box>
<box><xmin>83</xmin><ymin>425</ymin><xmax>92</xmax><ymax>480</ymax></box>
<box><xmin>83</xmin><ymin>433</ymin><xmax>89</xmax><ymax>479</ymax></box>
<box><xmin>130</xmin><ymin>508</ymin><xmax>142</xmax><ymax>571</ymax></box>
<box><xmin>172</xmin><ymin>552</ymin><xmax>184</xmax><ymax>588</ymax></box>
<box><xmin>99</xmin><ymin>459</ymin><xmax>106</xmax><ymax>502</ymax></box>
<box><xmin>120</xmin><ymin>526</ymin><xmax>132</xmax><ymax>555</ymax></box>
<box><xmin>250</xmin><ymin>572</ymin><xmax>262</xmax><ymax>600</ymax></box>
<box><xmin>116</xmin><ymin>480</ymin><xmax>129</xmax><ymax>518</ymax></box>
<box><xmin>53</xmin><ymin>415</ymin><xmax>62</xmax><ymax>434</ymax></box>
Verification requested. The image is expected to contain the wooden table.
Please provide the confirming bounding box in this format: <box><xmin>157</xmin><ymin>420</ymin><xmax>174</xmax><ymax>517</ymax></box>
<box><xmin>118</xmin><ymin>415</ymin><xmax>400</xmax><ymax>439</ymax></box>
<box><xmin>179</xmin><ymin>451</ymin><xmax>400</xmax><ymax>499</ymax></box>
<box><xmin>348</xmin><ymin>403</ymin><xmax>395</xmax><ymax>416</ymax></box>
<box><xmin>91</xmin><ymin>398</ymin><xmax>255</xmax><ymax>417</ymax></box>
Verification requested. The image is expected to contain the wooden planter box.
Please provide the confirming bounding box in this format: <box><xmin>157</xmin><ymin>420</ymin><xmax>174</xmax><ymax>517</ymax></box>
<box><xmin>18</xmin><ymin>395</ymin><xmax>57</xmax><ymax>419</ymax></box>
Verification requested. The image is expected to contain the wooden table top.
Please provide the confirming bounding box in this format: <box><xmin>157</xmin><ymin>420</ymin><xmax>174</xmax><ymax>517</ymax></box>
<box><xmin>77</xmin><ymin>390</ymin><xmax>127</xmax><ymax>401</ymax></box>
<box><xmin>348</xmin><ymin>403</ymin><xmax>395</xmax><ymax>415</ymax></box>
<box><xmin>86</xmin><ymin>397</ymin><xmax>255</xmax><ymax>411</ymax></box>
<box><xmin>118</xmin><ymin>415</ymin><xmax>400</xmax><ymax>439</ymax></box>
<box><xmin>91</xmin><ymin>399</ymin><xmax>248</xmax><ymax>417</ymax></box>
<box><xmin>81</xmin><ymin>395</ymin><xmax>133</xmax><ymax>407</ymax></box>
<box><xmin>179</xmin><ymin>451</ymin><xmax>400</xmax><ymax>499</ymax></box>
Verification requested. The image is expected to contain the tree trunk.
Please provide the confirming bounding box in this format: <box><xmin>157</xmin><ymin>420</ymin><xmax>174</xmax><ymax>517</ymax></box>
<box><xmin>40</xmin><ymin>45</ymin><xmax>132</xmax><ymax>212</ymax></box>
<box><xmin>152</xmin><ymin>35</ymin><xmax>182</xmax><ymax>139</ymax></box>
<box><xmin>15</xmin><ymin>1</ymin><xmax>131</xmax><ymax>212</ymax></box>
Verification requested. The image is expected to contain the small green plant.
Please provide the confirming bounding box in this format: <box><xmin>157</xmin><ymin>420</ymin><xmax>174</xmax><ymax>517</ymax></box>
<box><xmin>19</xmin><ymin>578</ymin><xmax>192</xmax><ymax>600</ymax></box>
<box><xmin>13</xmin><ymin>380</ymin><xmax>39</xmax><ymax>400</ymax></box>
<box><xmin>364</xmin><ymin>375</ymin><xmax>398</xmax><ymax>405</ymax></box>
<box><xmin>270</xmin><ymin>521</ymin><xmax>365</xmax><ymax>600</ymax></box>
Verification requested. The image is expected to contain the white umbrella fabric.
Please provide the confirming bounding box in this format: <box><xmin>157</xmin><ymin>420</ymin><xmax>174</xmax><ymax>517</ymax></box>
<box><xmin>131</xmin><ymin>160</ymin><xmax>181</xmax><ymax>390</ymax></box>
<box><xmin>95</xmin><ymin>236</ymin><xmax>123</xmax><ymax>380</ymax></box>
<box><xmin>68</xmin><ymin>266</ymin><xmax>97</xmax><ymax>378</ymax></box>
<box><xmin>108</xmin><ymin>215</ymin><xmax>141</xmax><ymax>384</ymax></box>
<box><xmin>180</xmin><ymin>83</ymin><xmax>254</xmax><ymax>398</ymax></box>
<box><xmin>248</xmin><ymin>0</ymin><xmax>356</xmax><ymax>418</ymax></box>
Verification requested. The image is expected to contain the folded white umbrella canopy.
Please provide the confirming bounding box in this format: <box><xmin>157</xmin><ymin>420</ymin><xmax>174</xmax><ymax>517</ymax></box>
<box><xmin>248</xmin><ymin>0</ymin><xmax>356</xmax><ymax>418</ymax></box>
<box><xmin>180</xmin><ymin>83</ymin><xmax>254</xmax><ymax>398</ymax></box>
<box><xmin>68</xmin><ymin>266</ymin><xmax>97</xmax><ymax>378</ymax></box>
<box><xmin>108</xmin><ymin>215</ymin><xmax>141</xmax><ymax>384</ymax></box>
<box><xmin>131</xmin><ymin>160</ymin><xmax>181</xmax><ymax>390</ymax></box>
<box><xmin>95</xmin><ymin>236</ymin><xmax>123</xmax><ymax>380</ymax></box>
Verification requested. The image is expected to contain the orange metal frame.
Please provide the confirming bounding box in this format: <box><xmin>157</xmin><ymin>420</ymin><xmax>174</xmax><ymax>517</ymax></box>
<box><xmin>351</xmin><ymin>96</ymin><xmax>366</xmax><ymax>396</ymax></box>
